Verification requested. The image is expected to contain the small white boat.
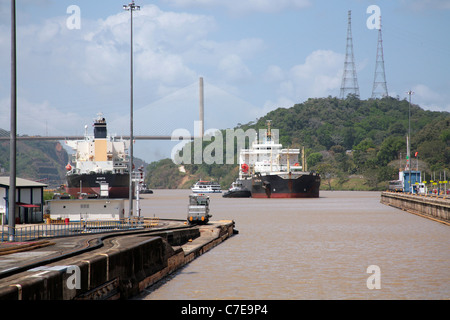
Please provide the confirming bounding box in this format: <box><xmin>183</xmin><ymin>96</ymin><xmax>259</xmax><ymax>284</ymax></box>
<box><xmin>191</xmin><ymin>180</ymin><xmax>222</xmax><ymax>193</ymax></box>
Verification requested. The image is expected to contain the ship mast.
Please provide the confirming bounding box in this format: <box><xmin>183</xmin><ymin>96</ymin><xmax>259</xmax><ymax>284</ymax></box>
<box><xmin>267</xmin><ymin>120</ymin><xmax>272</xmax><ymax>171</ymax></box>
<box><xmin>287</xmin><ymin>148</ymin><xmax>290</xmax><ymax>173</ymax></box>
<box><xmin>266</xmin><ymin>120</ymin><xmax>272</xmax><ymax>142</ymax></box>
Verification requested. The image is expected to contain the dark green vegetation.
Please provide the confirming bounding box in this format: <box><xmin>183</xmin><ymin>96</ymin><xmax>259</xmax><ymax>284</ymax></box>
<box><xmin>146</xmin><ymin>96</ymin><xmax>449</xmax><ymax>191</ymax></box>
<box><xmin>0</xmin><ymin>139</ymin><xmax>69</xmax><ymax>187</ymax></box>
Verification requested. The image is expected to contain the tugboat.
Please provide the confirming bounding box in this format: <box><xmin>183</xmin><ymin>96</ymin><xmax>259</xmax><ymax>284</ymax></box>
<box><xmin>237</xmin><ymin>121</ymin><xmax>321</xmax><ymax>198</ymax></box>
<box><xmin>222</xmin><ymin>179</ymin><xmax>251</xmax><ymax>198</ymax></box>
<box><xmin>191</xmin><ymin>180</ymin><xmax>222</xmax><ymax>193</ymax></box>
<box><xmin>187</xmin><ymin>193</ymin><xmax>212</xmax><ymax>224</ymax></box>
<box><xmin>64</xmin><ymin>114</ymin><xmax>130</xmax><ymax>198</ymax></box>
<box><xmin>139</xmin><ymin>183</ymin><xmax>153</xmax><ymax>194</ymax></box>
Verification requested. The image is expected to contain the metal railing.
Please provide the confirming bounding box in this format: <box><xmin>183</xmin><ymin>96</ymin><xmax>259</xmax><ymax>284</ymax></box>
<box><xmin>0</xmin><ymin>217</ymin><xmax>159</xmax><ymax>242</ymax></box>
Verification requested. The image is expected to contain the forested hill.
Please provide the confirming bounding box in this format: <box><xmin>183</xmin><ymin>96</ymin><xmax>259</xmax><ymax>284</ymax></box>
<box><xmin>0</xmin><ymin>138</ymin><xmax>69</xmax><ymax>188</ymax></box>
<box><xmin>241</xmin><ymin>96</ymin><xmax>449</xmax><ymax>189</ymax></box>
<box><xmin>146</xmin><ymin>96</ymin><xmax>450</xmax><ymax>191</ymax></box>
<box><xmin>241</xmin><ymin>95</ymin><xmax>447</xmax><ymax>155</ymax></box>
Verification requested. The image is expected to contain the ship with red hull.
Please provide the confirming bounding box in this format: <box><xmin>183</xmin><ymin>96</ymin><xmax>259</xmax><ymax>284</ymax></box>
<box><xmin>237</xmin><ymin>121</ymin><xmax>320</xmax><ymax>198</ymax></box>
<box><xmin>64</xmin><ymin>114</ymin><xmax>130</xmax><ymax>199</ymax></box>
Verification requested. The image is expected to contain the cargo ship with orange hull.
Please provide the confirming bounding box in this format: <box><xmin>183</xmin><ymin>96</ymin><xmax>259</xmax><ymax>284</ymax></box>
<box><xmin>64</xmin><ymin>114</ymin><xmax>130</xmax><ymax>199</ymax></box>
<box><xmin>237</xmin><ymin>121</ymin><xmax>320</xmax><ymax>198</ymax></box>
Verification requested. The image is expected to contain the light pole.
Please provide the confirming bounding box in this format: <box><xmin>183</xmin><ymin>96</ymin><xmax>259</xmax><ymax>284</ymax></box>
<box><xmin>123</xmin><ymin>1</ymin><xmax>140</xmax><ymax>217</ymax></box>
<box><xmin>406</xmin><ymin>90</ymin><xmax>414</xmax><ymax>193</ymax></box>
<box><xmin>8</xmin><ymin>0</ymin><xmax>17</xmax><ymax>241</ymax></box>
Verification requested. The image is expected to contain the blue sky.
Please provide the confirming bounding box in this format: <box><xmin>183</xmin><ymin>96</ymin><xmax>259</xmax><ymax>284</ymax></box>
<box><xmin>0</xmin><ymin>0</ymin><xmax>449</xmax><ymax>162</ymax></box>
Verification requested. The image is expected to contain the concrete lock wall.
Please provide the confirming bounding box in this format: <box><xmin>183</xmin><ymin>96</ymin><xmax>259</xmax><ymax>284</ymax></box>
<box><xmin>1</xmin><ymin>236</ymin><xmax>171</xmax><ymax>300</ymax></box>
<box><xmin>380</xmin><ymin>192</ymin><xmax>450</xmax><ymax>223</ymax></box>
<box><xmin>0</xmin><ymin>221</ymin><xmax>236</xmax><ymax>300</ymax></box>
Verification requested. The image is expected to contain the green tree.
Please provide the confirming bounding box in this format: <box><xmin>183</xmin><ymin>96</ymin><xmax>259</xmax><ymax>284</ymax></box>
<box><xmin>145</xmin><ymin>158</ymin><xmax>184</xmax><ymax>189</ymax></box>
<box><xmin>307</xmin><ymin>152</ymin><xmax>323</xmax><ymax>168</ymax></box>
<box><xmin>376</xmin><ymin>136</ymin><xmax>405</xmax><ymax>166</ymax></box>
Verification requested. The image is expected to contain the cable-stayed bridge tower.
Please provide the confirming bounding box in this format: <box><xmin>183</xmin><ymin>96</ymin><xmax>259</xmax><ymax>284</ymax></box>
<box><xmin>340</xmin><ymin>10</ymin><xmax>360</xmax><ymax>99</ymax></box>
<box><xmin>371</xmin><ymin>16</ymin><xmax>388</xmax><ymax>99</ymax></box>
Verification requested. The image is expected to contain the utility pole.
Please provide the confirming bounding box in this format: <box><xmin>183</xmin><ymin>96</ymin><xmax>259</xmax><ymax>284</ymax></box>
<box><xmin>406</xmin><ymin>90</ymin><xmax>414</xmax><ymax>193</ymax></box>
<box><xmin>8</xmin><ymin>0</ymin><xmax>17</xmax><ymax>241</ymax></box>
<box><xmin>340</xmin><ymin>10</ymin><xmax>360</xmax><ymax>99</ymax></box>
<box><xmin>123</xmin><ymin>1</ymin><xmax>140</xmax><ymax>217</ymax></box>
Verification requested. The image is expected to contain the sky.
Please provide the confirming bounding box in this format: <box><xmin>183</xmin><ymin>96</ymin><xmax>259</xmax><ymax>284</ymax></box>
<box><xmin>0</xmin><ymin>0</ymin><xmax>449</xmax><ymax>163</ymax></box>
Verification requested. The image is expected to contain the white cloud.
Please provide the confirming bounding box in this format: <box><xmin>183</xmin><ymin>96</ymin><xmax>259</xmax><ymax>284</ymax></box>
<box><xmin>163</xmin><ymin>0</ymin><xmax>311</xmax><ymax>14</ymax></box>
<box><xmin>401</xmin><ymin>0</ymin><xmax>450</xmax><ymax>11</ymax></box>
<box><xmin>76</xmin><ymin>5</ymin><xmax>215</xmax><ymax>89</ymax></box>
<box><xmin>218</xmin><ymin>54</ymin><xmax>252</xmax><ymax>81</ymax></box>
<box><xmin>263</xmin><ymin>65</ymin><xmax>285</xmax><ymax>83</ymax></box>
<box><xmin>412</xmin><ymin>84</ymin><xmax>450</xmax><ymax>112</ymax></box>
<box><xmin>259</xmin><ymin>50</ymin><xmax>344</xmax><ymax>114</ymax></box>
<box><xmin>183</xmin><ymin>38</ymin><xmax>265</xmax><ymax>69</ymax></box>
<box><xmin>0</xmin><ymin>97</ymin><xmax>87</xmax><ymax>136</ymax></box>
<box><xmin>259</xmin><ymin>96</ymin><xmax>296</xmax><ymax>117</ymax></box>
<box><xmin>267</xmin><ymin>50</ymin><xmax>343</xmax><ymax>101</ymax></box>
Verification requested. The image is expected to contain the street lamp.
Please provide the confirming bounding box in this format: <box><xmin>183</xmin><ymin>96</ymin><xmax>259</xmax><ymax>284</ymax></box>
<box><xmin>123</xmin><ymin>1</ymin><xmax>140</xmax><ymax>217</ymax></box>
<box><xmin>406</xmin><ymin>90</ymin><xmax>414</xmax><ymax>193</ymax></box>
<box><xmin>9</xmin><ymin>0</ymin><xmax>17</xmax><ymax>241</ymax></box>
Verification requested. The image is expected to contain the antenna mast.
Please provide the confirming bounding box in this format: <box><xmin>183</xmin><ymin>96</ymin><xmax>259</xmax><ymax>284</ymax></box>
<box><xmin>340</xmin><ymin>10</ymin><xmax>360</xmax><ymax>99</ymax></box>
<box><xmin>371</xmin><ymin>15</ymin><xmax>388</xmax><ymax>99</ymax></box>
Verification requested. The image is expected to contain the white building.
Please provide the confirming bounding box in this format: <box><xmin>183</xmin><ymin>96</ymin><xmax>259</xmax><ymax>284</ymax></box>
<box><xmin>0</xmin><ymin>177</ymin><xmax>47</xmax><ymax>224</ymax></box>
<box><xmin>47</xmin><ymin>198</ymin><xmax>125</xmax><ymax>222</ymax></box>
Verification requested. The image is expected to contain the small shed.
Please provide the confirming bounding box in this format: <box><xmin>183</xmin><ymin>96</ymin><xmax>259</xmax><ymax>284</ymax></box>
<box><xmin>0</xmin><ymin>177</ymin><xmax>47</xmax><ymax>224</ymax></box>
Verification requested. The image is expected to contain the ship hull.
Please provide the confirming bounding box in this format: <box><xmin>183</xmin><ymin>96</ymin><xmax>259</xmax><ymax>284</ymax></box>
<box><xmin>66</xmin><ymin>173</ymin><xmax>130</xmax><ymax>198</ymax></box>
<box><xmin>222</xmin><ymin>189</ymin><xmax>252</xmax><ymax>198</ymax></box>
<box><xmin>240</xmin><ymin>173</ymin><xmax>320</xmax><ymax>198</ymax></box>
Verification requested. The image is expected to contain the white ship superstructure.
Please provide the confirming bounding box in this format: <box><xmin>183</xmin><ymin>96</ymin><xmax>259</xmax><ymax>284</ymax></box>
<box><xmin>65</xmin><ymin>114</ymin><xmax>129</xmax><ymax>175</ymax></box>
<box><xmin>64</xmin><ymin>114</ymin><xmax>131</xmax><ymax>198</ymax></box>
<box><xmin>238</xmin><ymin>122</ymin><xmax>305</xmax><ymax>178</ymax></box>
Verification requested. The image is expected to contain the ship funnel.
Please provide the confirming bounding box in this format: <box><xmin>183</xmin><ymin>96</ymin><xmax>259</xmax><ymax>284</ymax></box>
<box><xmin>94</xmin><ymin>116</ymin><xmax>107</xmax><ymax>139</ymax></box>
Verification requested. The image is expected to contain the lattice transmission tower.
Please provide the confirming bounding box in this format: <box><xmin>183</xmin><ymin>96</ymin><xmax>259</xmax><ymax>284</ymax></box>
<box><xmin>340</xmin><ymin>10</ymin><xmax>360</xmax><ymax>99</ymax></box>
<box><xmin>371</xmin><ymin>16</ymin><xmax>388</xmax><ymax>99</ymax></box>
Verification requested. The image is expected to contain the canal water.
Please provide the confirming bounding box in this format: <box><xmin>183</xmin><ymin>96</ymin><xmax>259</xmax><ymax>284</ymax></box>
<box><xmin>135</xmin><ymin>190</ymin><xmax>449</xmax><ymax>300</ymax></box>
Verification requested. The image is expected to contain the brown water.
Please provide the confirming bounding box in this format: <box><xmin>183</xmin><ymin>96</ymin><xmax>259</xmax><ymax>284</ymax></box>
<box><xmin>135</xmin><ymin>190</ymin><xmax>449</xmax><ymax>300</ymax></box>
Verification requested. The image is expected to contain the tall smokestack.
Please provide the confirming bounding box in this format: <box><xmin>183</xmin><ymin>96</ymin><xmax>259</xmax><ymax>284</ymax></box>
<box><xmin>199</xmin><ymin>77</ymin><xmax>204</xmax><ymax>138</ymax></box>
